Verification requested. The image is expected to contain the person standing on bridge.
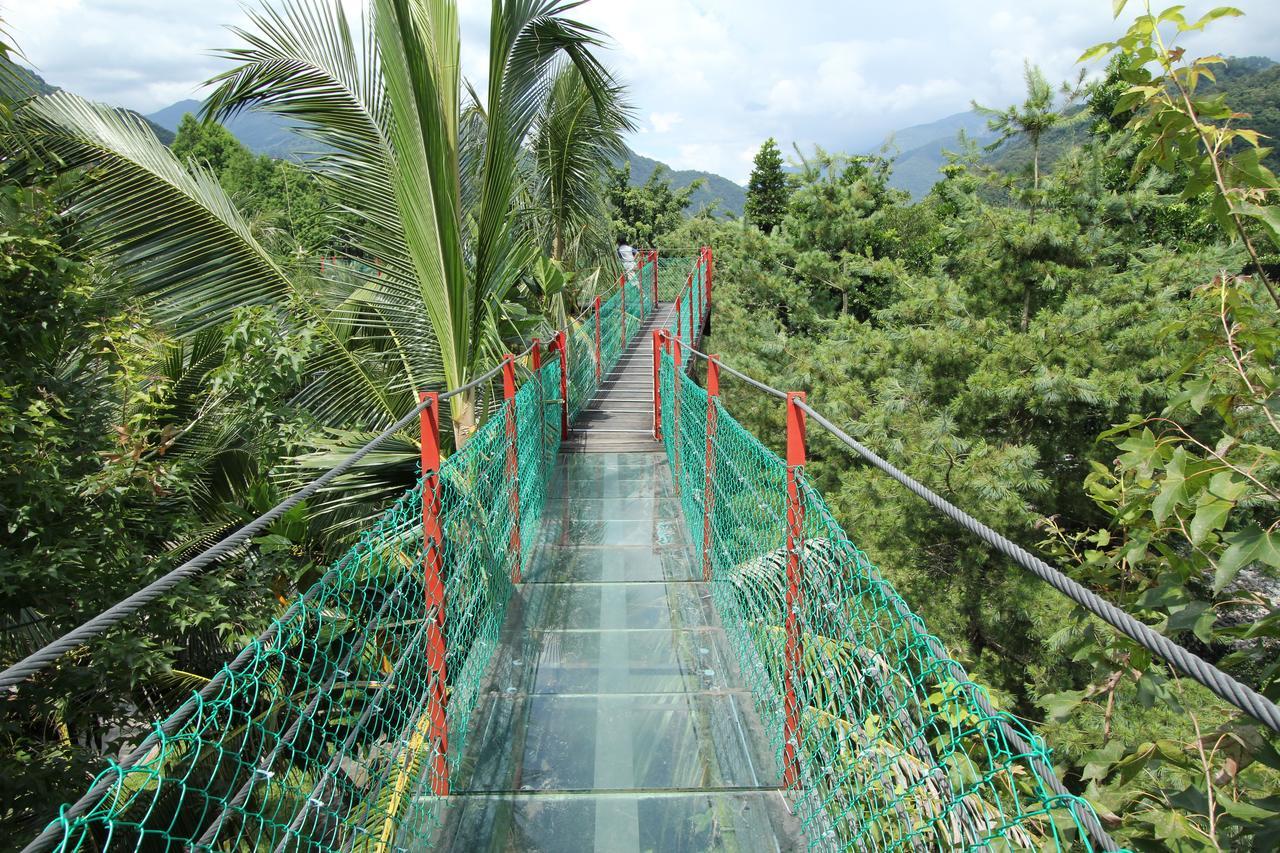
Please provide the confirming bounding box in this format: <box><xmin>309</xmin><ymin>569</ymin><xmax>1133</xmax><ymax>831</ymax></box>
<box><xmin>616</xmin><ymin>235</ymin><xmax>637</xmax><ymax>281</ymax></box>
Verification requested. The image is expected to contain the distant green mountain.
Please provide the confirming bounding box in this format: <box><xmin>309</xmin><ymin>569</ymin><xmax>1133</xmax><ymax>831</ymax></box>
<box><xmin>878</xmin><ymin>111</ymin><xmax>997</xmax><ymax>199</ymax></box>
<box><xmin>146</xmin><ymin>97</ymin><xmax>746</xmax><ymax>217</ymax></box>
<box><xmin>147</xmin><ymin>99</ymin><xmax>313</xmax><ymax>160</ymax></box>
<box><xmin>616</xmin><ymin>147</ymin><xmax>746</xmax><ymax>217</ymax></box>
<box><xmin>3</xmin><ymin>61</ymin><xmax>175</xmax><ymax>145</ymax></box>
<box><xmin>880</xmin><ymin>55</ymin><xmax>1278</xmax><ymax>200</ymax></box>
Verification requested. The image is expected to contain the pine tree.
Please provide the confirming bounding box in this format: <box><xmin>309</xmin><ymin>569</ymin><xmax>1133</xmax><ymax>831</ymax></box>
<box><xmin>745</xmin><ymin>137</ymin><xmax>788</xmax><ymax>234</ymax></box>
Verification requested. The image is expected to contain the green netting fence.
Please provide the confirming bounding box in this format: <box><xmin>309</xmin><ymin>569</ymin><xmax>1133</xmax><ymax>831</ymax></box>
<box><xmin>657</xmin><ymin>339</ymin><xmax>1111</xmax><ymax>851</ymax></box>
<box><xmin>35</xmin><ymin>256</ymin><xmax>661</xmax><ymax>852</ymax></box>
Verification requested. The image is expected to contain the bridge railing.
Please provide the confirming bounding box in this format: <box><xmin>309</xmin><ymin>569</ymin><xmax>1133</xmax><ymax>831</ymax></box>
<box><xmin>18</xmin><ymin>253</ymin><xmax>663</xmax><ymax>852</ymax></box>
<box><xmin>654</xmin><ymin>333</ymin><xmax>1115</xmax><ymax>851</ymax></box>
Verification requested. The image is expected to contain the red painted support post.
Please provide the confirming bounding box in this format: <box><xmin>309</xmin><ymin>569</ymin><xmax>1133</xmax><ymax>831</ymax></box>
<box><xmin>593</xmin><ymin>296</ymin><xmax>602</xmax><ymax>383</ymax></box>
<box><xmin>652</xmin><ymin>250</ymin><xmax>659</xmax><ymax>304</ymax></box>
<box><xmin>556</xmin><ymin>330</ymin><xmax>570</xmax><ymax>437</ymax></box>
<box><xmin>418</xmin><ymin>391</ymin><xmax>449</xmax><ymax>796</ymax></box>
<box><xmin>706</xmin><ymin>246</ymin><xmax>714</xmax><ymax>309</ymax></box>
<box><xmin>783</xmin><ymin>391</ymin><xmax>807</xmax><ymax>790</ymax></box>
<box><xmin>689</xmin><ymin>276</ymin><xmax>696</xmax><ymax>344</ymax></box>
<box><xmin>502</xmin><ymin>355</ymin><xmax>522</xmax><ymax>584</ymax></box>
<box><xmin>676</xmin><ymin>294</ymin><xmax>683</xmax><ymax>344</ymax></box>
<box><xmin>672</xmin><ymin>340</ymin><xmax>683</xmax><ymax>496</ymax></box>
<box><xmin>532</xmin><ymin>339</ymin><xmax>545</xmax><ymax>482</ymax></box>
<box><xmin>652</xmin><ymin>329</ymin><xmax>663</xmax><ymax>441</ymax></box>
<box><xmin>702</xmin><ymin>356</ymin><xmax>721</xmax><ymax>581</ymax></box>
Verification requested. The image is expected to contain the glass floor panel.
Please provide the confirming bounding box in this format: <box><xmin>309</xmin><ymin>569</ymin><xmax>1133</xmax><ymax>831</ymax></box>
<box><xmin>500</xmin><ymin>581</ymin><xmax>716</xmax><ymax>632</ymax></box>
<box><xmin>457</xmin><ymin>693</ymin><xmax>780</xmax><ymax>793</ymax></box>
<box><xmin>523</xmin><ymin>546</ymin><xmax>698</xmax><ymax>583</ymax></box>
<box><xmin>485</xmin><ymin>628</ymin><xmax>736</xmax><ymax>695</ymax></box>
<box><xmin>435</xmin><ymin>791</ymin><xmax>800</xmax><ymax>853</ymax></box>
<box><xmin>439</xmin><ymin>452</ymin><xmax>802</xmax><ymax>850</ymax></box>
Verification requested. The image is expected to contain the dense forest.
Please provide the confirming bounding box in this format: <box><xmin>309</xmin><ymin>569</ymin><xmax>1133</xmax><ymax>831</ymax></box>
<box><xmin>1</xmin><ymin>0</ymin><xmax>1279</xmax><ymax>850</ymax></box>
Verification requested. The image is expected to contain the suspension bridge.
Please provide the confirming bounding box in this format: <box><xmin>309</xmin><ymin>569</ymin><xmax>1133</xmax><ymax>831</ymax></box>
<box><xmin>5</xmin><ymin>249</ymin><xmax>1280</xmax><ymax>852</ymax></box>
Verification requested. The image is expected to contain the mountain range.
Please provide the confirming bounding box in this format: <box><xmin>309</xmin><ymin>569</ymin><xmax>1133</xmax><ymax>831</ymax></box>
<box><xmin>17</xmin><ymin>53</ymin><xmax>1278</xmax><ymax>216</ymax></box>
<box><xmin>877</xmin><ymin>55</ymin><xmax>1279</xmax><ymax>199</ymax></box>
<box><xmin>144</xmin><ymin>99</ymin><xmax>749</xmax><ymax>217</ymax></box>
<box><xmin>3</xmin><ymin>60</ymin><xmax>175</xmax><ymax>145</ymax></box>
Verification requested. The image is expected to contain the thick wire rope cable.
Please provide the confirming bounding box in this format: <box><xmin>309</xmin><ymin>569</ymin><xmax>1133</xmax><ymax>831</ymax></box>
<box><xmin>0</xmin><ymin>348</ymin><xmax>532</xmax><ymax>692</ymax></box>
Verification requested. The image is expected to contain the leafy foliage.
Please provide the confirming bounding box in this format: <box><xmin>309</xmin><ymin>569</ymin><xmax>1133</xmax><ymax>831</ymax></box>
<box><xmin>664</xmin><ymin>6</ymin><xmax>1280</xmax><ymax>848</ymax></box>
<box><xmin>607</xmin><ymin>160</ymin><xmax>700</xmax><ymax>246</ymax></box>
<box><xmin>745</xmin><ymin>136</ymin><xmax>789</xmax><ymax>234</ymax></box>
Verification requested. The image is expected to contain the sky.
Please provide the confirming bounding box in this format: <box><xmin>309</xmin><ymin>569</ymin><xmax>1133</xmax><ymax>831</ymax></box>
<box><xmin>4</xmin><ymin>0</ymin><xmax>1279</xmax><ymax>183</ymax></box>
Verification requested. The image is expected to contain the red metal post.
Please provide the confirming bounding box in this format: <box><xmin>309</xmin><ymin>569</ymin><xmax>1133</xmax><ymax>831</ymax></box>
<box><xmin>652</xmin><ymin>329</ymin><xmax>663</xmax><ymax>441</ymax></box>
<box><xmin>418</xmin><ymin>391</ymin><xmax>449</xmax><ymax>796</ymax></box>
<box><xmin>531</xmin><ymin>339</ymin><xmax>545</xmax><ymax>482</ymax></box>
<box><xmin>706</xmin><ymin>246</ymin><xmax>714</xmax><ymax>309</ymax></box>
<box><xmin>676</xmin><ymin>294</ymin><xmax>683</xmax><ymax>343</ymax></box>
<box><xmin>593</xmin><ymin>296</ymin><xmax>602</xmax><ymax>383</ymax></box>
<box><xmin>652</xmin><ymin>250</ymin><xmax>659</xmax><ymax>304</ymax></box>
<box><xmin>702</xmin><ymin>356</ymin><xmax>721</xmax><ymax>581</ymax></box>
<box><xmin>672</xmin><ymin>340</ymin><xmax>683</xmax><ymax>496</ymax></box>
<box><xmin>556</xmin><ymin>330</ymin><xmax>570</xmax><ymax>436</ymax></box>
<box><xmin>502</xmin><ymin>355</ymin><xmax>522</xmax><ymax>583</ymax></box>
<box><xmin>689</xmin><ymin>278</ymin><xmax>696</xmax><ymax>345</ymax></box>
<box><xmin>783</xmin><ymin>391</ymin><xmax>807</xmax><ymax>790</ymax></box>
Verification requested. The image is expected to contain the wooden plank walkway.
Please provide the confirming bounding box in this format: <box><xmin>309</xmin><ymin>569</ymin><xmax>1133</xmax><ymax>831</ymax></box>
<box><xmin>562</xmin><ymin>304</ymin><xmax>676</xmax><ymax>453</ymax></box>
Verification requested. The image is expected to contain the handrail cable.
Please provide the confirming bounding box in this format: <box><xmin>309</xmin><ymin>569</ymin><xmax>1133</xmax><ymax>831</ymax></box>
<box><xmin>0</xmin><ymin>344</ymin><xmax>535</xmax><ymax>694</ymax></box>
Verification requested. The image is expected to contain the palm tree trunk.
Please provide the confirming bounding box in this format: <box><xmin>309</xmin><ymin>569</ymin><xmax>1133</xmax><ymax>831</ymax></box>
<box><xmin>551</xmin><ymin>228</ymin><xmax>564</xmax><ymax>262</ymax></box>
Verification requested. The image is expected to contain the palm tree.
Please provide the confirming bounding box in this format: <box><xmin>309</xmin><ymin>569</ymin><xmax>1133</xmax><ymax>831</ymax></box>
<box><xmin>531</xmin><ymin>61</ymin><xmax>634</xmax><ymax>264</ymax></box>
<box><xmin>10</xmin><ymin>0</ymin><xmax>626</xmax><ymax>453</ymax></box>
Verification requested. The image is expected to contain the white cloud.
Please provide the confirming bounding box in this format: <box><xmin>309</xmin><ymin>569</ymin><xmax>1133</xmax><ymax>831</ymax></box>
<box><xmin>4</xmin><ymin>0</ymin><xmax>1279</xmax><ymax>184</ymax></box>
<box><xmin>649</xmin><ymin>111</ymin><xmax>683</xmax><ymax>133</ymax></box>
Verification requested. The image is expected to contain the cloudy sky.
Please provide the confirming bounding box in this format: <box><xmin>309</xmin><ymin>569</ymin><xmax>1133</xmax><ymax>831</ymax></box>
<box><xmin>4</xmin><ymin>0</ymin><xmax>1278</xmax><ymax>182</ymax></box>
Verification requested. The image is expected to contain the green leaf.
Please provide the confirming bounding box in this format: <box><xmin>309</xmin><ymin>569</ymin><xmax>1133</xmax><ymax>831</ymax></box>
<box><xmin>1113</xmin><ymin>0</ymin><xmax>1131</xmax><ymax>19</ymax></box>
<box><xmin>1181</xmin><ymin>6</ymin><xmax>1244</xmax><ymax>32</ymax></box>
<box><xmin>1166</xmin><ymin>600</ymin><xmax>1211</xmax><ymax>634</ymax></box>
<box><xmin>1152</xmin><ymin>447</ymin><xmax>1189</xmax><ymax>524</ymax></box>
<box><xmin>1039</xmin><ymin>690</ymin><xmax>1085</xmax><ymax>721</ymax></box>
<box><xmin>1189</xmin><ymin>498</ymin><xmax>1231</xmax><ymax>544</ymax></box>
<box><xmin>1078</xmin><ymin>42</ymin><xmax>1115</xmax><ymax>63</ymax></box>
<box><xmin>1207</xmin><ymin>470</ymin><xmax>1248</xmax><ymax>503</ymax></box>
<box><xmin>1237</xmin><ymin>202</ymin><xmax>1280</xmax><ymax>247</ymax></box>
<box><xmin>1215</xmin><ymin>524</ymin><xmax>1280</xmax><ymax>592</ymax></box>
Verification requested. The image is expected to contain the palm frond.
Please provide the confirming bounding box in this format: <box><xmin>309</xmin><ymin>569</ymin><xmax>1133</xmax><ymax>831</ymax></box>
<box><xmin>11</xmin><ymin>92</ymin><xmax>293</xmax><ymax>333</ymax></box>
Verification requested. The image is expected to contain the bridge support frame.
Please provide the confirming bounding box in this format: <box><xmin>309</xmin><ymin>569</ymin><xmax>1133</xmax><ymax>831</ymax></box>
<box><xmin>652</xmin><ymin>330</ymin><xmax>664</xmax><ymax>441</ymax></box>
<box><xmin>651</xmin><ymin>249</ymin><xmax>659</xmax><ymax>304</ymax></box>
<box><xmin>672</xmin><ymin>339</ymin><xmax>682</xmax><ymax>497</ymax></box>
<box><xmin>783</xmin><ymin>390</ymin><xmax>806</xmax><ymax>790</ymax></box>
<box><xmin>593</xmin><ymin>296</ymin><xmax>602</xmax><ymax>383</ymax></box>
<box><xmin>417</xmin><ymin>391</ymin><xmax>450</xmax><ymax>797</ymax></box>
<box><xmin>703</xmin><ymin>356</ymin><xmax>720</xmax><ymax>582</ymax></box>
<box><xmin>503</xmin><ymin>355</ymin><xmax>522</xmax><ymax>583</ymax></box>
<box><xmin>556</xmin><ymin>330</ymin><xmax>569</xmax><ymax>437</ymax></box>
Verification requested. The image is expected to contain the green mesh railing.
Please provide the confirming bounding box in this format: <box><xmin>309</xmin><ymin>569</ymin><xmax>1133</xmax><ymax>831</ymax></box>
<box><xmin>657</xmin><ymin>343</ymin><xmax>1109</xmax><ymax>851</ymax></box>
<box><xmin>36</xmin><ymin>258</ymin><xmax>660</xmax><ymax>851</ymax></box>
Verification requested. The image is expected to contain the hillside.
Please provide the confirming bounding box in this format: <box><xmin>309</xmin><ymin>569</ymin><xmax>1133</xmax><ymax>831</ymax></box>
<box><xmin>880</xmin><ymin>55</ymin><xmax>1278</xmax><ymax>199</ymax></box>
<box><xmin>877</xmin><ymin>110</ymin><xmax>997</xmax><ymax>199</ymax></box>
<box><xmin>2</xmin><ymin>61</ymin><xmax>175</xmax><ymax>145</ymax></box>
<box><xmin>148</xmin><ymin>99</ymin><xmax>312</xmax><ymax>160</ymax></box>
<box><xmin>147</xmin><ymin>97</ymin><xmax>747</xmax><ymax>217</ymax></box>
<box><xmin>616</xmin><ymin>147</ymin><xmax>746</xmax><ymax>217</ymax></box>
